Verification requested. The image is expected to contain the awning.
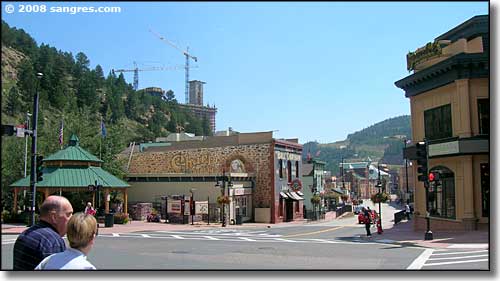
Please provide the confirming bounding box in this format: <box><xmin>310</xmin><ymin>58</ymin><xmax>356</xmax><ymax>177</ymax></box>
<box><xmin>286</xmin><ymin>191</ymin><xmax>304</xmax><ymax>201</ymax></box>
<box><xmin>296</xmin><ymin>191</ymin><xmax>304</xmax><ymax>196</ymax></box>
<box><xmin>280</xmin><ymin>191</ymin><xmax>289</xmax><ymax>199</ymax></box>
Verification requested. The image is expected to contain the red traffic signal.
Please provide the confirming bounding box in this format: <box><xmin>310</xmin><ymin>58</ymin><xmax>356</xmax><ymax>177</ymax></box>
<box><xmin>428</xmin><ymin>172</ymin><xmax>440</xmax><ymax>182</ymax></box>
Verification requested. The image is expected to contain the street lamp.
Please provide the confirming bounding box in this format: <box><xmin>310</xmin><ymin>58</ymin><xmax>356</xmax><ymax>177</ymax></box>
<box><xmin>29</xmin><ymin>72</ymin><xmax>43</xmax><ymax>226</ymax></box>
<box><xmin>377</xmin><ymin>162</ymin><xmax>383</xmax><ymax>232</ymax></box>
<box><xmin>384</xmin><ymin>135</ymin><xmax>411</xmax><ymax>204</ymax></box>
<box><xmin>215</xmin><ymin>170</ymin><xmax>232</xmax><ymax>227</ymax></box>
<box><xmin>190</xmin><ymin>188</ymin><xmax>196</xmax><ymax>225</ymax></box>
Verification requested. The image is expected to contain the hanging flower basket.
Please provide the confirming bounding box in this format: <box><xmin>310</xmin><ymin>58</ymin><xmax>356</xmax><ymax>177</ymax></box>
<box><xmin>217</xmin><ymin>195</ymin><xmax>230</xmax><ymax>205</ymax></box>
<box><xmin>310</xmin><ymin>195</ymin><xmax>321</xmax><ymax>205</ymax></box>
<box><xmin>371</xmin><ymin>192</ymin><xmax>389</xmax><ymax>203</ymax></box>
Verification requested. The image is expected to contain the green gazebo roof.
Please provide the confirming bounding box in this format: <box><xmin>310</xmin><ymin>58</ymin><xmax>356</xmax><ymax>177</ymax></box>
<box><xmin>44</xmin><ymin>134</ymin><xmax>103</xmax><ymax>163</ymax></box>
<box><xmin>10</xmin><ymin>166</ymin><xmax>129</xmax><ymax>188</ymax></box>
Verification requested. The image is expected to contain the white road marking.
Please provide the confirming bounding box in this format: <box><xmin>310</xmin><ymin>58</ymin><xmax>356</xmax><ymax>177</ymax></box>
<box><xmin>423</xmin><ymin>259</ymin><xmax>488</xmax><ymax>267</ymax></box>
<box><xmin>171</xmin><ymin>235</ymin><xmax>185</xmax><ymax>239</ymax></box>
<box><xmin>428</xmin><ymin>254</ymin><xmax>488</xmax><ymax>261</ymax></box>
<box><xmin>433</xmin><ymin>250</ymin><xmax>488</xmax><ymax>256</ymax></box>
<box><xmin>141</xmin><ymin>234</ymin><xmax>151</xmax><ymax>238</ymax></box>
<box><xmin>238</xmin><ymin>237</ymin><xmax>256</xmax><ymax>242</ymax></box>
<box><xmin>203</xmin><ymin>236</ymin><xmax>219</xmax><ymax>240</ymax></box>
<box><xmin>407</xmin><ymin>249</ymin><xmax>434</xmax><ymax>270</ymax></box>
<box><xmin>447</xmin><ymin>244</ymin><xmax>489</xmax><ymax>249</ymax></box>
<box><xmin>273</xmin><ymin>238</ymin><xmax>297</xmax><ymax>243</ymax></box>
<box><xmin>112</xmin><ymin>233</ymin><xmax>120</xmax><ymax>237</ymax></box>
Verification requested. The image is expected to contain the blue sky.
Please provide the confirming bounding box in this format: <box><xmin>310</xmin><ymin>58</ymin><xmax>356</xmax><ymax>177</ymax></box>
<box><xmin>1</xmin><ymin>1</ymin><xmax>489</xmax><ymax>144</ymax></box>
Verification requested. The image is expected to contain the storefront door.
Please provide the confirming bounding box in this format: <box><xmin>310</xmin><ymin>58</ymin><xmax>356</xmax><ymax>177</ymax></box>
<box><xmin>285</xmin><ymin>200</ymin><xmax>294</xmax><ymax>222</ymax></box>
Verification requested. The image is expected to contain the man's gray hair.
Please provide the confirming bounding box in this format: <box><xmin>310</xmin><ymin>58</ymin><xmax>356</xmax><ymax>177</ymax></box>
<box><xmin>39</xmin><ymin>196</ymin><xmax>67</xmax><ymax>216</ymax></box>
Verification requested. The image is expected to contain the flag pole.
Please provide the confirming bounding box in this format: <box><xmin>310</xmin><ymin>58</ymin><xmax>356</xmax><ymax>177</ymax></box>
<box><xmin>100</xmin><ymin>117</ymin><xmax>102</xmax><ymax>160</ymax></box>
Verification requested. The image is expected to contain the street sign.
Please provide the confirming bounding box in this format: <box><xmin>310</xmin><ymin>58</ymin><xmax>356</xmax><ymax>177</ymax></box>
<box><xmin>16</xmin><ymin>125</ymin><xmax>25</xmax><ymax>137</ymax></box>
<box><xmin>195</xmin><ymin>201</ymin><xmax>209</xmax><ymax>214</ymax></box>
<box><xmin>167</xmin><ymin>200</ymin><xmax>182</xmax><ymax>213</ymax></box>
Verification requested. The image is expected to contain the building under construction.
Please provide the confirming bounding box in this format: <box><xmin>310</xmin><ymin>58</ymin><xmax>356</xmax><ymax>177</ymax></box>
<box><xmin>179</xmin><ymin>80</ymin><xmax>217</xmax><ymax>134</ymax></box>
<box><xmin>144</xmin><ymin>81</ymin><xmax>217</xmax><ymax>134</ymax></box>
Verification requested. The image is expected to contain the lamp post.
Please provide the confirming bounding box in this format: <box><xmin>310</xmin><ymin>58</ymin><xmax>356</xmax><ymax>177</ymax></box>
<box><xmin>190</xmin><ymin>188</ymin><xmax>196</xmax><ymax>225</ymax></box>
<box><xmin>403</xmin><ymin>139</ymin><xmax>410</xmax><ymax>204</ymax></box>
<box><xmin>377</xmin><ymin>162</ymin><xmax>383</xmax><ymax>231</ymax></box>
<box><xmin>215</xmin><ymin>170</ymin><xmax>231</xmax><ymax>227</ymax></box>
<box><xmin>29</xmin><ymin>72</ymin><xmax>43</xmax><ymax>226</ymax></box>
<box><xmin>23</xmin><ymin>112</ymin><xmax>32</xmax><ymax>210</ymax></box>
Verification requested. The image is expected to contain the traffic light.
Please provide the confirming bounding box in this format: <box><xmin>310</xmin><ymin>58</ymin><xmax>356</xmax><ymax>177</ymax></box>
<box><xmin>36</xmin><ymin>155</ymin><xmax>44</xmax><ymax>182</ymax></box>
<box><xmin>429</xmin><ymin>171</ymin><xmax>441</xmax><ymax>187</ymax></box>
<box><xmin>415</xmin><ymin>141</ymin><xmax>428</xmax><ymax>182</ymax></box>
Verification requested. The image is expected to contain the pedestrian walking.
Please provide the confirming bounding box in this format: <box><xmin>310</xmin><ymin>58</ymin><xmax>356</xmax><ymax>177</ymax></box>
<box><xmin>405</xmin><ymin>201</ymin><xmax>411</xmax><ymax>220</ymax></box>
<box><xmin>362</xmin><ymin>207</ymin><xmax>372</xmax><ymax>237</ymax></box>
<box><xmin>13</xmin><ymin>195</ymin><xmax>73</xmax><ymax>270</ymax></box>
<box><xmin>35</xmin><ymin>212</ymin><xmax>98</xmax><ymax>270</ymax></box>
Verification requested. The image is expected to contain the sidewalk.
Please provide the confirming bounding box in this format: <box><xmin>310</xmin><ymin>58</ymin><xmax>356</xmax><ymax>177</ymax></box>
<box><xmin>368</xmin><ymin>218</ymin><xmax>489</xmax><ymax>249</ymax></box>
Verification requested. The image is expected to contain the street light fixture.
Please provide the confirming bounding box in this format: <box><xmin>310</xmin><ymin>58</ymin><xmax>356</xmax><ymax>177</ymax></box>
<box><xmin>215</xmin><ymin>170</ymin><xmax>232</xmax><ymax>227</ymax></box>
<box><xmin>190</xmin><ymin>188</ymin><xmax>196</xmax><ymax>225</ymax></box>
<box><xmin>29</xmin><ymin>72</ymin><xmax>43</xmax><ymax>226</ymax></box>
<box><xmin>377</xmin><ymin>162</ymin><xmax>383</xmax><ymax>232</ymax></box>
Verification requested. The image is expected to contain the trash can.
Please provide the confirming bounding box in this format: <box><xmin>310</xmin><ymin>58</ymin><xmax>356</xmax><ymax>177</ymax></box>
<box><xmin>105</xmin><ymin>213</ymin><xmax>114</xmax><ymax>227</ymax></box>
<box><xmin>236</xmin><ymin>214</ymin><xmax>242</xmax><ymax>225</ymax></box>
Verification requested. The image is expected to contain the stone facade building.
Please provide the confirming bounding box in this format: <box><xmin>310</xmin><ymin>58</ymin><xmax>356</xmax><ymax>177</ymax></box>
<box><xmin>124</xmin><ymin>131</ymin><xmax>303</xmax><ymax>224</ymax></box>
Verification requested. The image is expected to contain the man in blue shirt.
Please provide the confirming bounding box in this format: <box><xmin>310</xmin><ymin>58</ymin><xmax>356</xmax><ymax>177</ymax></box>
<box><xmin>13</xmin><ymin>196</ymin><xmax>73</xmax><ymax>270</ymax></box>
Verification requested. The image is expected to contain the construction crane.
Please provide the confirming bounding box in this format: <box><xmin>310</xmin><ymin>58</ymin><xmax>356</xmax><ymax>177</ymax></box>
<box><xmin>149</xmin><ymin>28</ymin><xmax>198</xmax><ymax>104</ymax></box>
<box><xmin>112</xmin><ymin>61</ymin><xmax>197</xmax><ymax>91</ymax></box>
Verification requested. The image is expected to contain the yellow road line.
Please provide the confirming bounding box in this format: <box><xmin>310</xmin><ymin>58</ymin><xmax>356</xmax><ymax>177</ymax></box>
<box><xmin>283</xmin><ymin>226</ymin><xmax>344</xmax><ymax>238</ymax></box>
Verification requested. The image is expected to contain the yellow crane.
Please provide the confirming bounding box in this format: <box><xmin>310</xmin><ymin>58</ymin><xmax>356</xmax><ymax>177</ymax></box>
<box><xmin>149</xmin><ymin>28</ymin><xmax>198</xmax><ymax>104</ymax></box>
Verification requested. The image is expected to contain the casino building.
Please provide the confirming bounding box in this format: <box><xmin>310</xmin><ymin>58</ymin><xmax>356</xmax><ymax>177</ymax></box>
<box><xmin>124</xmin><ymin>131</ymin><xmax>304</xmax><ymax>224</ymax></box>
<box><xmin>395</xmin><ymin>15</ymin><xmax>489</xmax><ymax>231</ymax></box>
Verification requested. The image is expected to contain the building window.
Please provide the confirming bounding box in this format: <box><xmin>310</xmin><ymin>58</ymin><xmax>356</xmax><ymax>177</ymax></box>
<box><xmin>428</xmin><ymin>166</ymin><xmax>455</xmax><ymax>219</ymax></box>
<box><xmin>287</xmin><ymin>160</ymin><xmax>292</xmax><ymax>183</ymax></box>
<box><xmin>279</xmin><ymin>160</ymin><xmax>283</xmax><ymax>179</ymax></box>
<box><xmin>295</xmin><ymin>161</ymin><xmax>299</xmax><ymax>177</ymax></box>
<box><xmin>478</xmin><ymin>99</ymin><xmax>489</xmax><ymax>135</ymax></box>
<box><xmin>480</xmin><ymin>163</ymin><xmax>489</xmax><ymax>217</ymax></box>
<box><xmin>424</xmin><ymin>104</ymin><xmax>452</xmax><ymax>141</ymax></box>
<box><xmin>279</xmin><ymin>198</ymin><xmax>283</xmax><ymax>217</ymax></box>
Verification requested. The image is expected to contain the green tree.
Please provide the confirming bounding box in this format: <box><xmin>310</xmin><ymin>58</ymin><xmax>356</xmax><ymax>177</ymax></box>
<box><xmin>5</xmin><ymin>86</ymin><xmax>21</xmax><ymax>116</ymax></box>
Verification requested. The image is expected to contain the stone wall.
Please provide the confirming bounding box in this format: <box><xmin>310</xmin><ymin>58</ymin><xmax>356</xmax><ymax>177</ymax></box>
<box><xmin>128</xmin><ymin>143</ymin><xmax>273</xmax><ymax>215</ymax></box>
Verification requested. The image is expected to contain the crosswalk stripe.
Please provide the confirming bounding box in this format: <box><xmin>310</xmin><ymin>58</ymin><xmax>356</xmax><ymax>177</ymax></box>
<box><xmin>432</xmin><ymin>250</ymin><xmax>488</xmax><ymax>256</ymax></box>
<box><xmin>423</xmin><ymin>259</ymin><xmax>488</xmax><ymax>266</ymax></box>
<box><xmin>428</xmin><ymin>254</ymin><xmax>488</xmax><ymax>261</ymax></box>
<box><xmin>407</xmin><ymin>249</ymin><xmax>434</xmax><ymax>270</ymax></box>
<box><xmin>203</xmin><ymin>236</ymin><xmax>219</xmax><ymax>240</ymax></box>
<box><xmin>171</xmin><ymin>235</ymin><xmax>185</xmax><ymax>239</ymax></box>
<box><xmin>273</xmin><ymin>238</ymin><xmax>297</xmax><ymax>242</ymax></box>
<box><xmin>112</xmin><ymin>233</ymin><xmax>120</xmax><ymax>237</ymax></box>
<box><xmin>238</xmin><ymin>237</ymin><xmax>256</xmax><ymax>242</ymax></box>
<box><xmin>141</xmin><ymin>234</ymin><xmax>151</xmax><ymax>238</ymax></box>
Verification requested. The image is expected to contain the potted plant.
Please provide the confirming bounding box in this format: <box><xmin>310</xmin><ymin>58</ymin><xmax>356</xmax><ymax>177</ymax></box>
<box><xmin>311</xmin><ymin>195</ymin><xmax>321</xmax><ymax>205</ymax></box>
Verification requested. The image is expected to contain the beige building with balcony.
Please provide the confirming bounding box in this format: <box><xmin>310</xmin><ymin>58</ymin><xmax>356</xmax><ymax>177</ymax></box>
<box><xmin>395</xmin><ymin>15</ymin><xmax>488</xmax><ymax>231</ymax></box>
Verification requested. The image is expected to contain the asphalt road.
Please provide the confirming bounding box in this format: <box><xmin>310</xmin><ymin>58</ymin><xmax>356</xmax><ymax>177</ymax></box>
<box><xmin>1</xmin><ymin>203</ymin><xmax>488</xmax><ymax>270</ymax></box>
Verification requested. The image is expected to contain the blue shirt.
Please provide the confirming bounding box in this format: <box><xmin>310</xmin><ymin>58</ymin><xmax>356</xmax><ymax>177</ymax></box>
<box><xmin>35</xmin><ymin>248</ymin><xmax>96</xmax><ymax>270</ymax></box>
<box><xmin>13</xmin><ymin>220</ymin><xmax>66</xmax><ymax>270</ymax></box>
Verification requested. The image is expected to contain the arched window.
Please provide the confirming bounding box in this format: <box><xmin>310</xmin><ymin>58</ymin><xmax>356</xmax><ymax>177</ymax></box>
<box><xmin>428</xmin><ymin>166</ymin><xmax>455</xmax><ymax>219</ymax></box>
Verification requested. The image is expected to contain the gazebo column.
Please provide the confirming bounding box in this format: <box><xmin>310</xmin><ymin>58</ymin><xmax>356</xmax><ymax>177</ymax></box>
<box><xmin>13</xmin><ymin>188</ymin><xmax>18</xmax><ymax>213</ymax></box>
<box><xmin>124</xmin><ymin>189</ymin><xmax>128</xmax><ymax>215</ymax></box>
<box><xmin>43</xmin><ymin>188</ymin><xmax>50</xmax><ymax>201</ymax></box>
<box><xmin>104</xmin><ymin>188</ymin><xmax>110</xmax><ymax>214</ymax></box>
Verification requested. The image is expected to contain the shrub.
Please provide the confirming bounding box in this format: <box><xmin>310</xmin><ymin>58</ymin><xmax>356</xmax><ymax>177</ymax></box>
<box><xmin>113</xmin><ymin>213</ymin><xmax>130</xmax><ymax>224</ymax></box>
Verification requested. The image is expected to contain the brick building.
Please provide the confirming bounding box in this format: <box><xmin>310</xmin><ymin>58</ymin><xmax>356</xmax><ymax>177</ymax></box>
<box><xmin>124</xmin><ymin>131</ymin><xmax>303</xmax><ymax>224</ymax></box>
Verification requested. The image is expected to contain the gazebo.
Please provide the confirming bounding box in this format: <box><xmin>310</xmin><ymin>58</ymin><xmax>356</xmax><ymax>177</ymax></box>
<box><xmin>10</xmin><ymin>134</ymin><xmax>130</xmax><ymax>214</ymax></box>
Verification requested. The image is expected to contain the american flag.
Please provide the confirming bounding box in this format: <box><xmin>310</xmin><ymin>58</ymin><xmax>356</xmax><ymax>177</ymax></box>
<box><xmin>58</xmin><ymin>119</ymin><xmax>64</xmax><ymax>146</ymax></box>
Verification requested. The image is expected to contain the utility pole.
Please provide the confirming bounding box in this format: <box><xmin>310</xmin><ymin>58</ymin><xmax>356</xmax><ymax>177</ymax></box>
<box><xmin>404</xmin><ymin>139</ymin><xmax>410</xmax><ymax>203</ymax></box>
<box><xmin>24</xmin><ymin>112</ymin><xmax>32</xmax><ymax>209</ymax></box>
<box><xmin>29</xmin><ymin>72</ymin><xmax>43</xmax><ymax>226</ymax></box>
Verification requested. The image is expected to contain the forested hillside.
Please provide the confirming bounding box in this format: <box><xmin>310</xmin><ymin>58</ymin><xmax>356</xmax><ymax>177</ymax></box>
<box><xmin>1</xmin><ymin>20</ymin><xmax>211</xmax><ymax>209</ymax></box>
<box><xmin>302</xmin><ymin>115</ymin><xmax>411</xmax><ymax>174</ymax></box>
